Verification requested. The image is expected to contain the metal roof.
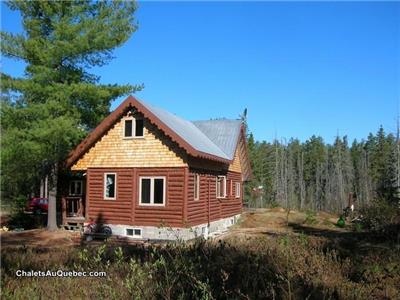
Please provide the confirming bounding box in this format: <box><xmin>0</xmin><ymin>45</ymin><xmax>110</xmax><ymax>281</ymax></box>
<box><xmin>192</xmin><ymin>119</ymin><xmax>242</xmax><ymax>160</ymax></box>
<box><xmin>138</xmin><ymin>99</ymin><xmax>235</xmax><ymax>160</ymax></box>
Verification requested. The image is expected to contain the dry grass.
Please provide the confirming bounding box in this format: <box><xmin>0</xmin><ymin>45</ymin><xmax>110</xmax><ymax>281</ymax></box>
<box><xmin>1</xmin><ymin>209</ymin><xmax>399</xmax><ymax>300</ymax></box>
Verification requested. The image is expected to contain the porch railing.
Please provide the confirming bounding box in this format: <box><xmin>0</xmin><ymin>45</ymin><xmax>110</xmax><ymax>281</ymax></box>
<box><xmin>62</xmin><ymin>196</ymin><xmax>85</xmax><ymax>223</ymax></box>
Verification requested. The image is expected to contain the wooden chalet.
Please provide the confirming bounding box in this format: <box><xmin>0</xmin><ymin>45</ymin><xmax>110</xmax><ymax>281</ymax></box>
<box><xmin>62</xmin><ymin>95</ymin><xmax>251</xmax><ymax>240</ymax></box>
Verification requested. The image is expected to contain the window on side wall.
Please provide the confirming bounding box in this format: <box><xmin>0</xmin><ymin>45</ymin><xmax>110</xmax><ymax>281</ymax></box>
<box><xmin>235</xmin><ymin>182</ymin><xmax>241</xmax><ymax>198</ymax></box>
<box><xmin>139</xmin><ymin>177</ymin><xmax>166</xmax><ymax>205</ymax></box>
<box><xmin>124</xmin><ymin>117</ymin><xmax>144</xmax><ymax>138</ymax></box>
<box><xmin>216</xmin><ymin>176</ymin><xmax>226</xmax><ymax>199</ymax></box>
<box><xmin>104</xmin><ymin>173</ymin><xmax>116</xmax><ymax>200</ymax></box>
<box><xmin>194</xmin><ymin>174</ymin><xmax>200</xmax><ymax>200</ymax></box>
<box><xmin>69</xmin><ymin>180</ymin><xmax>83</xmax><ymax>196</ymax></box>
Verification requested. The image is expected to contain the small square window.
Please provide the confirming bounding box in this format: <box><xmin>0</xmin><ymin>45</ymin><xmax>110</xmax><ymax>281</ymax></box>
<box><xmin>124</xmin><ymin>117</ymin><xmax>144</xmax><ymax>138</ymax></box>
<box><xmin>126</xmin><ymin>228</ymin><xmax>142</xmax><ymax>237</ymax></box>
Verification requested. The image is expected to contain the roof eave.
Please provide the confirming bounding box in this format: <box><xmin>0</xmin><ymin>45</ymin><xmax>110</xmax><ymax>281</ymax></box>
<box><xmin>65</xmin><ymin>95</ymin><xmax>232</xmax><ymax>168</ymax></box>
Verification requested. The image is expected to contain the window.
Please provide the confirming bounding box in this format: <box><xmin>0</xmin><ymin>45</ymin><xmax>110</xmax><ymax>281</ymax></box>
<box><xmin>126</xmin><ymin>228</ymin><xmax>142</xmax><ymax>237</ymax></box>
<box><xmin>104</xmin><ymin>173</ymin><xmax>116</xmax><ymax>200</ymax></box>
<box><xmin>216</xmin><ymin>176</ymin><xmax>226</xmax><ymax>198</ymax></box>
<box><xmin>230</xmin><ymin>180</ymin><xmax>233</xmax><ymax>197</ymax></box>
<box><xmin>135</xmin><ymin>119</ymin><xmax>144</xmax><ymax>136</ymax></box>
<box><xmin>69</xmin><ymin>180</ymin><xmax>83</xmax><ymax>196</ymax></box>
<box><xmin>124</xmin><ymin>117</ymin><xmax>144</xmax><ymax>138</ymax></box>
<box><xmin>39</xmin><ymin>198</ymin><xmax>48</xmax><ymax>205</ymax></box>
<box><xmin>139</xmin><ymin>177</ymin><xmax>166</xmax><ymax>205</ymax></box>
<box><xmin>235</xmin><ymin>182</ymin><xmax>241</xmax><ymax>198</ymax></box>
<box><xmin>194</xmin><ymin>174</ymin><xmax>200</xmax><ymax>200</ymax></box>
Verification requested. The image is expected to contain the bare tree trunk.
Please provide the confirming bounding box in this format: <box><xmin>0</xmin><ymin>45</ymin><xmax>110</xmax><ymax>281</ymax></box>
<box><xmin>298</xmin><ymin>151</ymin><xmax>305</xmax><ymax>210</ymax></box>
<box><xmin>47</xmin><ymin>164</ymin><xmax>58</xmax><ymax>231</ymax></box>
<box><xmin>40</xmin><ymin>179</ymin><xmax>44</xmax><ymax>198</ymax></box>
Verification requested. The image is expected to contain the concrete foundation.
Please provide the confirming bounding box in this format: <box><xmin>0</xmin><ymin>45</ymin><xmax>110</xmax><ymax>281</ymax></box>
<box><xmin>102</xmin><ymin>214</ymin><xmax>241</xmax><ymax>241</ymax></box>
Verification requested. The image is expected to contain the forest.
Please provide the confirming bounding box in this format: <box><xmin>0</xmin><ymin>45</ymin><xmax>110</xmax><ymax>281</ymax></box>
<box><xmin>245</xmin><ymin>126</ymin><xmax>400</xmax><ymax>213</ymax></box>
<box><xmin>1</xmin><ymin>2</ymin><xmax>399</xmax><ymax>299</ymax></box>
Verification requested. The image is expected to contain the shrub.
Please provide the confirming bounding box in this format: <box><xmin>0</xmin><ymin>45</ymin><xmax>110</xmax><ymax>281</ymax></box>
<box><xmin>359</xmin><ymin>199</ymin><xmax>400</xmax><ymax>241</ymax></box>
<box><xmin>1</xmin><ymin>235</ymin><xmax>399</xmax><ymax>299</ymax></box>
<box><xmin>304</xmin><ymin>210</ymin><xmax>318</xmax><ymax>225</ymax></box>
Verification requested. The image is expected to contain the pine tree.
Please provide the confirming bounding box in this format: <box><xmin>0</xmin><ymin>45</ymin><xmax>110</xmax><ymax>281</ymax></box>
<box><xmin>1</xmin><ymin>1</ymin><xmax>142</xmax><ymax>230</ymax></box>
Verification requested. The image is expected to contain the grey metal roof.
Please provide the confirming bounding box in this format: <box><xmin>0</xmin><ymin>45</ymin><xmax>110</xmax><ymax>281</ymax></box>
<box><xmin>192</xmin><ymin>119</ymin><xmax>242</xmax><ymax>160</ymax></box>
<box><xmin>138</xmin><ymin>99</ymin><xmax>232</xmax><ymax>160</ymax></box>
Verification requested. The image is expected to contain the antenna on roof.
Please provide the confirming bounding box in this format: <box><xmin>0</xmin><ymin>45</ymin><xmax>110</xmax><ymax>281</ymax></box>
<box><xmin>240</xmin><ymin>108</ymin><xmax>247</xmax><ymax>124</ymax></box>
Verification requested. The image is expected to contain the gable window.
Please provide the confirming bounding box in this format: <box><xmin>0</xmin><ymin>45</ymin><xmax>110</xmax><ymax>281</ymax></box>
<box><xmin>124</xmin><ymin>119</ymin><xmax>133</xmax><ymax>137</ymax></box>
<box><xmin>194</xmin><ymin>174</ymin><xmax>200</xmax><ymax>200</ymax></box>
<box><xmin>104</xmin><ymin>173</ymin><xmax>116</xmax><ymax>200</ymax></box>
<box><xmin>124</xmin><ymin>118</ymin><xmax>144</xmax><ymax>138</ymax></box>
<box><xmin>235</xmin><ymin>182</ymin><xmax>241</xmax><ymax>198</ymax></box>
<box><xmin>216</xmin><ymin>176</ymin><xmax>226</xmax><ymax>198</ymax></box>
<box><xmin>69</xmin><ymin>180</ymin><xmax>83</xmax><ymax>196</ymax></box>
<box><xmin>139</xmin><ymin>177</ymin><xmax>166</xmax><ymax>205</ymax></box>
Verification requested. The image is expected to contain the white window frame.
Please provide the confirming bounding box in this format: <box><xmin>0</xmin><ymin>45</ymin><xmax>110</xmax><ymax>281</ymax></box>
<box><xmin>123</xmin><ymin>117</ymin><xmax>144</xmax><ymax>139</ymax></box>
<box><xmin>104</xmin><ymin>173</ymin><xmax>117</xmax><ymax>200</ymax></box>
<box><xmin>194</xmin><ymin>174</ymin><xmax>200</xmax><ymax>201</ymax></box>
<box><xmin>139</xmin><ymin>176</ymin><xmax>166</xmax><ymax>206</ymax></box>
<box><xmin>126</xmin><ymin>228</ymin><xmax>142</xmax><ymax>238</ymax></box>
<box><xmin>216</xmin><ymin>176</ymin><xmax>227</xmax><ymax>199</ymax></box>
<box><xmin>235</xmin><ymin>182</ymin><xmax>241</xmax><ymax>199</ymax></box>
<box><xmin>69</xmin><ymin>180</ymin><xmax>83</xmax><ymax>196</ymax></box>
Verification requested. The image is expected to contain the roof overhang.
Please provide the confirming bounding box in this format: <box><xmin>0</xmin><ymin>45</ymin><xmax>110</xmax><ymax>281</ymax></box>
<box><xmin>65</xmin><ymin>95</ymin><xmax>232</xmax><ymax>168</ymax></box>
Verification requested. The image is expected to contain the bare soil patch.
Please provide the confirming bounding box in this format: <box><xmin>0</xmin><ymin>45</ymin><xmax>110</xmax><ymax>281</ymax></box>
<box><xmin>0</xmin><ymin>229</ymin><xmax>80</xmax><ymax>249</ymax></box>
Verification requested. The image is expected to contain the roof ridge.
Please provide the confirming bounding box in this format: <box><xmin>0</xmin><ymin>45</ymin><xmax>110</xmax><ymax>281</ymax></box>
<box><xmin>136</xmin><ymin>98</ymin><xmax>231</xmax><ymax>160</ymax></box>
<box><xmin>66</xmin><ymin>95</ymin><xmax>240</xmax><ymax>168</ymax></box>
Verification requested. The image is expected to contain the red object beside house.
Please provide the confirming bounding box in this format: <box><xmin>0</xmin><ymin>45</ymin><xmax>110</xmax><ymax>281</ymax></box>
<box><xmin>62</xmin><ymin>95</ymin><xmax>252</xmax><ymax>240</ymax></box>
<box><xmin>26</xmin><ymin>197</ymin><xmax>48</xmax><ymax>214</ymax></box>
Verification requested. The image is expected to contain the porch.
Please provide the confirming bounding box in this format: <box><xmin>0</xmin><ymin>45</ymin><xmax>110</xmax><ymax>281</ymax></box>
<box><xmin>62</xmin><ymin>196</ymin><xmax>85</xmax><ymax>229</ymax></box>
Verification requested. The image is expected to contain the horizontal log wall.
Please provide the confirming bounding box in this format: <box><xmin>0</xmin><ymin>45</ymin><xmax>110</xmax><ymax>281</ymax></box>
<box><xmin>86</xmin><ymin>167</ymin><xmax>186</xmax><ymax>228</ymax></box>
<box><xmin>220</xmin><ymin>171</ymin><xmax>243</xmax><ymax>219</ymax></box>
<box><xmin>86</xmin><ymin>168</ymin><xmax>134</xmax><ymax>225</ymax></box>
<box><xmin>187</xmin><ymin>169</ymin><xmax>243</xmax><ymax>227</ymax></box>
<box><xmin>133</xmin><ymin>167</ymin><xmax>186</xmax><ymax>227</ymax></box>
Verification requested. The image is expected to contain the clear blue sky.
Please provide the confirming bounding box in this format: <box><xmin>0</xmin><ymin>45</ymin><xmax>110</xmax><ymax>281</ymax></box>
<box><xmin>1</xmin><ymin>1</ymin><xmax>399</xmax><ymax>143</ymax></box>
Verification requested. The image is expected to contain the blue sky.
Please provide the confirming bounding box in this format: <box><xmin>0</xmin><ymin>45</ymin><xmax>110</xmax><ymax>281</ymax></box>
<box><xmin>1</xmin><ymin>1</ymin><xmax>399</xmax><ymax>143</ymax></box>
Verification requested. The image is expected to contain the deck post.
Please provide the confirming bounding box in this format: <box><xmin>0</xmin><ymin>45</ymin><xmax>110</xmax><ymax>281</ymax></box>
<box><xmin>61</xmin><ymin>196</ymin><xmax>67</xmax><ymax>225</ymax></box>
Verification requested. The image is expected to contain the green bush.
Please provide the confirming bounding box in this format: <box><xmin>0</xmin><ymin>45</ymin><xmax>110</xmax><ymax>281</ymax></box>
<box><xmin>304</xmin><ymin>210</ymin><xmax>318</xmax><ymax>225</ymax></box>
<box><xmin>359</xmin><ymin>199</ymin><xmax>400</xmax><ymax>241</ymax></box>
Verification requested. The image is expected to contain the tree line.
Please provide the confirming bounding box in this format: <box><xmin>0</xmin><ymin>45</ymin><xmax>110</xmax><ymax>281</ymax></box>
<box><xmin>245</xmin><ymin>126</ymin><xmax>400</xmax><ymax>213</ymax></box>
<box><xmin>1</xmin><ymin>1</ymin><xmax>140</xmax><ymax>229</ymax></box>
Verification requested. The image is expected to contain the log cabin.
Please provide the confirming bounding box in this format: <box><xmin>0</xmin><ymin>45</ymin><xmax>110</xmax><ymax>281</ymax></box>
<box><xmin>62</xmin><ymin>95</ymin><xmax>252</xmax><ymax>240</ymax></box>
